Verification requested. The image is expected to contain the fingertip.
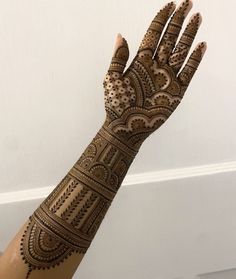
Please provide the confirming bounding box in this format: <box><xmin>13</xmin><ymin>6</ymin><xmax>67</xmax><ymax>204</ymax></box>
<box><xmin>169</xmin><ymin>1</ymin><xmax>177</xmax><ymax>14</ymax></box>
<box><xmin>122</xmin><ymin>37</ymin><xmax>128</xmax><ymax>47</ymax></box>
<box><xmin>201</xmin><ymin>42</ymin><xmax>207</xmax><ymax>55</ymax></box>
<box><xmin>190</xmin><ymin>42</ymin><xmax>207</xmax><ymax>63</ymax></box>
<box><xmin>197</xmin><ymin>41</ymin><xmax>207</xmax><ymax>55</ymax></box>
<box><xmin>186</xmin><ymin>0</ymin><xmax>193</xmax><ymax>12</ymax></box>
<box><xmin>188</xmin><ymin>12</ymin><xmax>202</xmax><ymax>27</ymax></box>
<box><xmin>112</xmin><ymin>33</ymin><xmax>129</xmax><ymax>62</ymax></box>
<box><xmin>185</xmin><ymin>0</ymin><xmax>193</xmax><ymax>17</ymax></box>
<box><xmin>116</xmin><ymin>33</ymin><xmax>123</xmax><ymax>44</ymax></box>
<box><xmin>188</xmin><ymin>0</ymin><xmax>193</xmax><ymax>9</ymax></box>
<box><xmin>114</xmin><ymin>33</ymin><xmax>124</xmax><ymax>52</ymax></box>
<box><xmin>196</xmin><ymin>13</ymin><xmax>203</xmax><ymax>26</ymax></box>
<box><xmin>196</xmin><ymin>13</ymin><xmax>203</xmax><ymax>24</ymax></box>
<box><xmin>162</xmin><ymin>1</ymin><xmax>176</xmax><ymax>16</ymax></box>
<box><xmin>170</xmin><ymin>1</ymin><xmax>177</xmax><ymax>14</ymax></box>
<box><xmin>117</xmin><ymin>33</ymin><xmax>122</xmax><ymax>39</ymax></box>
<box><xmin>176</xmin><ymin>0</ymin><xmax>193</xmax><ymax>17</ymax></box>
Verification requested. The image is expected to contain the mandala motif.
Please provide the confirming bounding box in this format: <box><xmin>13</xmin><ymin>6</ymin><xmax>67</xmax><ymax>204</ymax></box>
<box><xmin>79</xmin><ymin>157</ymin><xmax>93</xmax><ymax>169</ymax></box>
<box><xmin>84</xmin><ymin>143</ymin><xmax>96</xmax><ymax>157</ymax></box>
<box><xmin>90</xmin><ymin>164</ymin><xmax>109</xmax><ymax>181</ymax></box>
<box><xmin>155</xmin><ymin>72</ymin><xmax>169</xmax><ymax>89</ymax></box>
<box><xmin>131</xmin><ymin>119</ymin><xmax>146</xmax><ymax>130</ymax></box>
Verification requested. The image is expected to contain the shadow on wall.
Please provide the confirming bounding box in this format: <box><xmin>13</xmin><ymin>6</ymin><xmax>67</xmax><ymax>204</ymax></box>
<box><xmin>199</xmin><ymin>269</ymin><xmax>236</xmax><ymax>279</ymax></box>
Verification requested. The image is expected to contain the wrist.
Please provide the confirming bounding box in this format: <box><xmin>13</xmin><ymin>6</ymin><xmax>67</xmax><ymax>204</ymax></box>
<box><xmin>98</xmin><ymin>121</ymin><xmax>140</xmax><ymax>159</ymax></box>
<box><xmin>70</xmin><ymin>121</ymin><xmax>138</xmax><ymax>197</ymax></box>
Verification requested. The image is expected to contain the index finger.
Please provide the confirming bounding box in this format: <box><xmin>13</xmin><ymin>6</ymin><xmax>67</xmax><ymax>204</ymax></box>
<box><xmin>138</xmin><ymin>2</ymin><xmax>176</xmax><ymax>58</ymax></box>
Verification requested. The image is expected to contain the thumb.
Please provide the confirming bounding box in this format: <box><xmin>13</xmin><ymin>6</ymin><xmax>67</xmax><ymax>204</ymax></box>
<box><xmin>108</xmin><ymin>33</ymin><xmax>129</xmax><ymax>74</ymax></box>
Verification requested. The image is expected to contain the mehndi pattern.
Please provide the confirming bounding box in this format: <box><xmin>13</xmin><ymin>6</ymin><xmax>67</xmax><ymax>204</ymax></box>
<box><xmin>20</xmin><ymin>1</ymin><xmax>206</xmax><ymax>277</ymax></box>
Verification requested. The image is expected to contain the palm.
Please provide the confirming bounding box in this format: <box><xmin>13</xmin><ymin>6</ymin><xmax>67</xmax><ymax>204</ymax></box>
<box><xmin>103</xmin><ymin>0</ymin><xmax>206</xmax><ymax>150</ymax></box>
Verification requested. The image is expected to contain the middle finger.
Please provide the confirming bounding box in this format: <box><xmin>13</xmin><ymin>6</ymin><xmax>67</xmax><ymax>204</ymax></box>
<box><xmin>155</xmin><ymin>0</ymin><xmax>193</xmax><ymax>65</ymax></box>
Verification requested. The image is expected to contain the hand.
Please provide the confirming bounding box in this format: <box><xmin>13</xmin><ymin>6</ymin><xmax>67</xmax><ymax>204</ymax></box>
<box><xmin>103</xmin><ymin>0</ymin><xmax>207</xmax><ymax>151</ymax></box>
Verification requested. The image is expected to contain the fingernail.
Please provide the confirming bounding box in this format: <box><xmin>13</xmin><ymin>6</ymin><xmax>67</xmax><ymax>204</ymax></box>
<box><xmin>117</xmin><ymin>33</ymin><xmax>122</xmax><ymax>39</ymax></box>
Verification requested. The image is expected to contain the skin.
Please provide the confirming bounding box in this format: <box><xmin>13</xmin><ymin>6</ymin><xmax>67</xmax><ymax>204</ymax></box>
<box><xmin>0</xmin><ymin>1</ymin><xmax>206</xmax><ymax>278</ymax></box>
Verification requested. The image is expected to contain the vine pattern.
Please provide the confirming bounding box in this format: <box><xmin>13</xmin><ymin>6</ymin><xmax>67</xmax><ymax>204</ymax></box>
<box><xmin>21</xmin><ymin>129</ymin><xmax>136</xmax><ymax>278</ymax></box>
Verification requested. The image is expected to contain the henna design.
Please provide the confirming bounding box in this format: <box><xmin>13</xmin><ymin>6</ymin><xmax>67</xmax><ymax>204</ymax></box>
<box><xmin>169</xmin><ymin>13</ymin><xmax>202</xmax><ymax>72</ymax></box>
<box><xmin>109</xmin><ymin>38</ymin><xmax>129</xmax><ymax>74</ymax></box>
<box><xmin>156</xmin><ymin>0</ymin><xmax>192</xmax><ymax>65</ymax></box>
<box><xmin>20</xmin><ymin>1</ymin><xmax>206</xmax><ymax>277</ymax></box>
<box><xmin>138</xmin><ymin>2</ymin><xmax>176</xmax><ymax>57</ymax></box>
<box><xmin>104</xmin><ymin>0</ymin><xmax>206</xmax><ymax>150</ymax></box>
<box><xmin>104</xmin><ymin>56</ymin><xmax>189</xmax><ymax>149</ymax></box>
<box><xmin>60</xmin><ymin>187</ymin><xmax>88</xmax><ymax>221</ymax></box>
<box><xmin>21</xmin><ymin>129</ymin><xmax>136</xmax><ymax>277</ymax></box>
<box><xmin>178</xmin><ymin>42</ymin><xmax>206</xmax><ymax>89</ymax></box>
<box><xmin>70</xmin><ymin>192</ymin><xmax>98</xmax><ymax>228</ymax></box>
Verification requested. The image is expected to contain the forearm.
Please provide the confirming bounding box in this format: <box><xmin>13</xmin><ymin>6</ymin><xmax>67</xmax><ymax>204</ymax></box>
<box><xmin>0</xmin><ymin>122</ymin><xmax>140</xmax><ymax>279</ymax></box>
<box><xmin>27</xmin><ymin>122</ymin><xmax>139</xmax><ymax>261</ymax></box>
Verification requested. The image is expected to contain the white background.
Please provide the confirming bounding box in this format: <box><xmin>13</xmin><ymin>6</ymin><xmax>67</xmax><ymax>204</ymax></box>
<box><xmin>0</xmin><ymin>0</ymin><xmax>236</xmax><ymax>278</ymax></box>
